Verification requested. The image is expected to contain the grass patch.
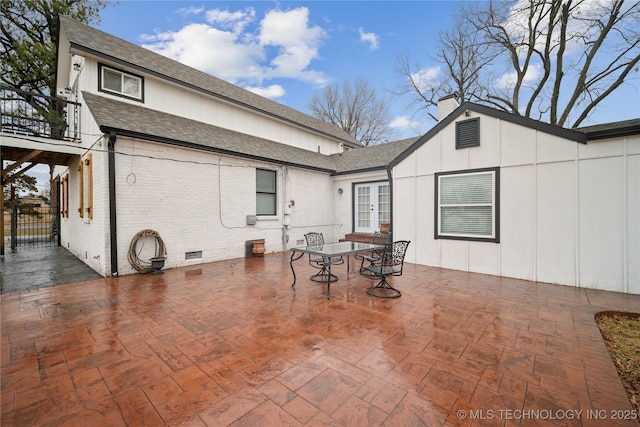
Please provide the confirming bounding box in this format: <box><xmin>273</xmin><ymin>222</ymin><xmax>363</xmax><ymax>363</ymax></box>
<box><xmin>595</xmin><ymin>311</ymin><xmax>640</xmax><ymax>413</ymax></box>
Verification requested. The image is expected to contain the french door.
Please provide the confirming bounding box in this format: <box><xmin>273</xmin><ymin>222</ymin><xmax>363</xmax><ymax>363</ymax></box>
<box><xmin>354</xmin><ymin>182</ymin><xmax>390</xmax><ymax>233</ymax></box>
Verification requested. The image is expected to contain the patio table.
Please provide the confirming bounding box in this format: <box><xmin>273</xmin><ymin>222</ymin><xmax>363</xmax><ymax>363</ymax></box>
<box><xmin>290</xmin><ymin>241</ymin><xmax>384</xmax><ymax>299</ymax></box>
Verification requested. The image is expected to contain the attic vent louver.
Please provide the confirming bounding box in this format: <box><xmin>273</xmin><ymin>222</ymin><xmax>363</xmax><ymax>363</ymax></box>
<box><xmin>456</xmin><ymin>118</ymin><xmax>480</xmax><ymax>149</ymax></box>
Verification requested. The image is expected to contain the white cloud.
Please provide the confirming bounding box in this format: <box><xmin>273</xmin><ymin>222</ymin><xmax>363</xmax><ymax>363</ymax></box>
<box><xmin>390</xmin><ymin>116</ymin><xmax>420</xmax><ymax>130</ymax></box>
<box><xmin>410</xmin><ymin>66</ymin><xmax>441</xmax><ymax>92</ymax></box>
<box><xmin>243</xmin><ymin>84</ymin><xmax>286</xmax><ymax>99</ymax></box>
<box><xmin>140</xmin><ymin>6</ymin><xmax>328</xmax><ymax>86</ymax></box>
<box><xmin>205</xmin><ymin>8</ymin><xmax>255</xmax><ymax>34</ymax></box>
<box><xmin>177</xmin><ymin>6</ymin><xmax>204</xmax><ymax>16</ymax></box>
<box><xmin>141</xmin><ymin>23</ymin><xmax>264</xmax><ymax>84</ymax></box>
<box><xmin>258</xmin><ymin>8</ymin><xmax>327</xmax><ymax>83</ymax></box>
<box><xmin>496</xmin><ymin>64</ymin><xmax>543</xmax><ymax>90</ymax></box>
<box><xmin>358</xmin><ymin>27</ymin><xmax>379</xmax><ymax>50</ymax></box>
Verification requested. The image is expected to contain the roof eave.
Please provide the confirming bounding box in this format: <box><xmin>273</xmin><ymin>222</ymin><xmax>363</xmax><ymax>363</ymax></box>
<box><xmin>584</xmin><ymin>124</ymin><xmax>640</xmax><ymax>141</ymax></box>
<box><xmin>331</xmin><ymin>166</ymin><xmax>388</xmax><ymax>176</ymax></box>
<box><xmin>99</xmin><ymin>125</ymin><xmax>336</xmax><ymax>174</ymax></box>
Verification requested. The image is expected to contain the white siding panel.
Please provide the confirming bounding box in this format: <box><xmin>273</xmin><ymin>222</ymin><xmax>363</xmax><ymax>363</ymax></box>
<box><xmin>537</xmin><ymin>133</ymin><xmax>577</xmax><ymax>163</ymax></box>
<box><xmin>394</xmin><ymin>152</ymin><xmax>417</xmax><ymax>178</ymax></box>
<box><xmin>217</xmin><ymin>102</ymin><xmax>233</xmax><ymax>126</ymax></box>
<box><xmin>629</xmin><ymin>134</ymin><xmax>640</xmax><ymax>154</ymax></box>
<box><xmin>201</xmin><ymin>98</ymin><xmax>217</xmax><ymax>123</ymax></box>
<box><xmin>160</xmin><ymin>85</ymin><xmax>183</xmax><ymax>116</ymax></box>
<box><xmin>393</xmin><ymin>176</ymin><xmax>417</xmax><ymax>244</ymax></box>
<box><xmin>627</xmin><ymin>154</ymin><xmax>640</xmax><ymax>294</ymax></box>
<box><xmin>501</xmin><ymin>121</ymin><xmax>535</xmax><ymax>166</ymax></box>
<box><xmin>184</xmin><ymin>94</ymin><xmax>201</xmax><ymax>121</ymax></box>
<box><xmin>415</xmin><ymin>175</ymin><xmax>435</xmax><ymax>266</ymax></box>
<box><xmin>500</xmin><ymin>165</ymin><xmax>535</xmax><ymax>280</ymax></box>
<box><xmin>441</xmin><ymin>240</ymin><xmax>468</xmax><ymax>272</ymax></box>
<box><xmin>536</xmin><ymin>161</ymin><xmax>576</xmax><ymax>285</ymax></box>
<box><xmin>469</xmin><ymin>242</ymin><xmax>499</xmax><ymax>276</ymax></box>
<box><xmin>579</xmin><ymin>138</ymin><xmax>623</xmax><ymax>159</ymax></box>
<box><xmin>469</xmin><ymin>115</ymin><xmax>499</xmax><ymax>169</ymax></box>
<box><xmin>416</xmin><ymin>134</ymin><xmax>441</xmax><ymax>176</ymax></box>
<box><xmin>579</xmin><ymin>157</ymin><xmax>624</xmax><ymax>291</ymax></box>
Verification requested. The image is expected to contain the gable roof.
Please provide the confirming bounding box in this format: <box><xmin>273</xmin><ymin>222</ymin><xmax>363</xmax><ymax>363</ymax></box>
<box><xmin>58</xmin><ymin>16</ymin><xmax>360</xmax><ymax>148</ymax></box>
<box><xmin>390</xmin><ymin>102</ymin><xmax>588</xmax><ymax>168</ymax></box>
<box><xmin>83</xmin><ymin>92</ymin><xmax>338</xmax><ymax>173</ymax></box>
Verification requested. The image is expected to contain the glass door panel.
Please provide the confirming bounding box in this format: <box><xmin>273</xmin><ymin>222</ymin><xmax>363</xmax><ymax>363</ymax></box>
<box><xmin>354</xmin><ymin>182</ymin><xmax>389</xmax><ymax>233</ymax></box>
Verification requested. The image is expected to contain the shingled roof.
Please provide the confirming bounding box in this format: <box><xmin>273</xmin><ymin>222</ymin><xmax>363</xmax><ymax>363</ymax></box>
<box><xmin>83</xmin><ymin>92</ymin><xmax>340</xmax><ymax>172</ymax></box>
<box><xmin>332</xmin><ymin>138</ymin><xmax>417</xmax><ymax>174</ymax></box>
<box><xmin>59</xmin><ymin>16</ymin><xmax>360</xmax><ymax>148</ymax></box>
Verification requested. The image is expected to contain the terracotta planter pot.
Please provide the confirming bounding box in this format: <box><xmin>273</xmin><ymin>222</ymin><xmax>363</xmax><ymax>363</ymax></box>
<box><xmin>252</xmin><ymin>239</ymin><xmax>265</xmax><ymax>256</ymax></box>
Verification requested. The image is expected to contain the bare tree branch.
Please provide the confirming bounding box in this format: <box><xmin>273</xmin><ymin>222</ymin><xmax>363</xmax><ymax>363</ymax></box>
<box><xmin>400</xmin><ymin>0</ymin><xmax>640</xmax><ymax>128</ymax></box>
<box><xmin>308</xmin><ymin>77</ymin><xmax>396</xmax><ymax>146</ymax></box>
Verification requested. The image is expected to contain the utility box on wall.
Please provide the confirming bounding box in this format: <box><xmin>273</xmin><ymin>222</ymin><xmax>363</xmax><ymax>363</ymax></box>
<box><xmin>246</xmin><ymin>215</ymin><xmax>257</xmax><ymax>225</ymax></box>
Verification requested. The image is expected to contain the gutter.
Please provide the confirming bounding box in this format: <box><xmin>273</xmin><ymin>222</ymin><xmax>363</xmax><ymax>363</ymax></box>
<box><xmin>386</xmin><ymin>164</ymin><xmax>393</xmax><ymax>238</ymax></box>
<box><xmin>108</xmin><ymin>131</ymin><xmax>118</xmax><ymax>276</ymax></box>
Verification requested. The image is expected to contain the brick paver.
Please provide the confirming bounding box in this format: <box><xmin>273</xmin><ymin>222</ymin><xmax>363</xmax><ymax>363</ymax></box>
<box><xmin>2</xmin><ymin>253</ymin><xmax>639</xmax><ymax>426</ymax></box>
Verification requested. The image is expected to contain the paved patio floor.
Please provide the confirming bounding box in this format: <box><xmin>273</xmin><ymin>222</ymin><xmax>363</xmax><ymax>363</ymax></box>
<box><xmin>1</xmin><ymin>253</ymin><xmax>639</xmax><ymax>426</ymax></box>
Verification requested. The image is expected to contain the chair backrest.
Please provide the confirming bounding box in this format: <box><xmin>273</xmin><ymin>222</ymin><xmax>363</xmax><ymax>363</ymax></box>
<box><xmin>381</xmin><ymin>240</ymin><xmax>411</xmax><ymax>273</ymax></box>
<box><xmin>304</xmin><ymin>232</ymin><xmax>325</xmax><ymax>246</ymax></box>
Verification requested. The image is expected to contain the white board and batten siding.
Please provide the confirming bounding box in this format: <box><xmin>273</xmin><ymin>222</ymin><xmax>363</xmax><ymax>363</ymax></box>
<box><xmin>392</xmin><ymin>112</ymin><xmax>640</xmax><ymax>295</ymax></box>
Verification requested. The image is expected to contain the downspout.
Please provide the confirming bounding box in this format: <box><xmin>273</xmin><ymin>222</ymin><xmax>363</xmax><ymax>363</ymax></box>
<box><xmin>386</xmin><ymin>164</ymin><xmax>393</xmax><ymax>238</ymax></box>
<box><xmin>108</xmin><ymin>131</ymin><xmax>118</xmax><ymax>276</ymax></box>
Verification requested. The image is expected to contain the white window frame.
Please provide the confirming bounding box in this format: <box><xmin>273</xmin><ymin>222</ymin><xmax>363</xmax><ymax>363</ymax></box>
<box><xmin>99</xmin><ymin>64</ymin><xmax>144</xmax><ymax>101</ymax></box>
<box><xmin>435</xmin><ymin>167</ymin><xmax>500</xmax><ymax>242</ymax></box>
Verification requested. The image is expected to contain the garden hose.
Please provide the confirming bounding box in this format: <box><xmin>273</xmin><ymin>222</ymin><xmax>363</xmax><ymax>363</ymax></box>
<box><xmin>127</xmin><ymin>229</ymin><xmax>167</xmax><ymax>273</ymax></box>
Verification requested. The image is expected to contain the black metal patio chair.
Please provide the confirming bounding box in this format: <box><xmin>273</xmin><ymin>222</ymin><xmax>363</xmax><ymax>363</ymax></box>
<box><xmin>363</xmin><ymin>240</ymin><xmax>410</xmax><ymax>298</ymax></box>
<box><xmin>304</xmin><ymin>232</ymin><xmax>345</xmax><ymax>283</ymax></box>
<box><xmin>355</xmin><ymin>230</ymin><xmax>391</xmax><ymax>276</ymax></box>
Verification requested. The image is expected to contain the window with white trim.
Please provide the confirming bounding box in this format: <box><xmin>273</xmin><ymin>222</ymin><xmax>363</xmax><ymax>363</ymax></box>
<box><xmin>256</xmin><ymin>169</ymin><xmax>276</xmax><ymax>216</ymax></box>
<box><xmin>435</xmin><ymin>167</ymin><xmax>499</xmax><ymax>242</ymax></box>
<box><xmin>99</xmin><ymin>64</ymin><xmax>143</xmax><ymax>101</ymax></box>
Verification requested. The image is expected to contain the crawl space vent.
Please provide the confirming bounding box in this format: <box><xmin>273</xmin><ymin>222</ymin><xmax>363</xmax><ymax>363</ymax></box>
<box><xmin>185</xmin><ymin>251</ymin><xmax>203</xmax><ymax>260</ymax></box>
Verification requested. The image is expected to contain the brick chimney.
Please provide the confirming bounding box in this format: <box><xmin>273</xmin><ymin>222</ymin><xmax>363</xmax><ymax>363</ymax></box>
<box><xmin>438</xmin><ymin>93</ymin><xmax>460</xmax><ymax>121</ymax></box>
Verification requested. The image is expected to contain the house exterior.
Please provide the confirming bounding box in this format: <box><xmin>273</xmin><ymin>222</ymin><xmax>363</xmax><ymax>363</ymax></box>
<box><xmin>3</xmin><ymin>16</ymin><xmax>637</xmax><ymax>295</ymax></box>
<box><xmin>52</xmin><ymin>16</ymin><xmax>372</xmax><ymax>277</ymax></box>
<box><xmin>390</xmin><ymin>101</ymin><xmax>640</xmax><ymax>295</ymax></box>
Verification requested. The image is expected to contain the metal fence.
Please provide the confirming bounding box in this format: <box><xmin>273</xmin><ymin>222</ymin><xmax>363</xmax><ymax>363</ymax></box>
<box><xmin>3</xmin><ymin>202</ymin><xmax>57</xmax><ymax>249</ymax></box>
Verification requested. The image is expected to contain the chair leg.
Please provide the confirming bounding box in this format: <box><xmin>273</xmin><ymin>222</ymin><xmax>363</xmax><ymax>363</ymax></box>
<box><xmin>310</xmin><ymin>265</ymin><xmax>338</xmax><ymax>282</ymax></box>
<box><xmin>366</xmin><ymin>276</ymin><xmax>401</xmax><ymax>298</ymax></box>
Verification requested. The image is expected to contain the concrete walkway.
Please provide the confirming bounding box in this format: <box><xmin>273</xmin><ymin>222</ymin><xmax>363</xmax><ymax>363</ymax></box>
<box><xmin>0</xmin><ymin>246</ymin><xmax>102</xmax><ymax>294</ymax></box>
